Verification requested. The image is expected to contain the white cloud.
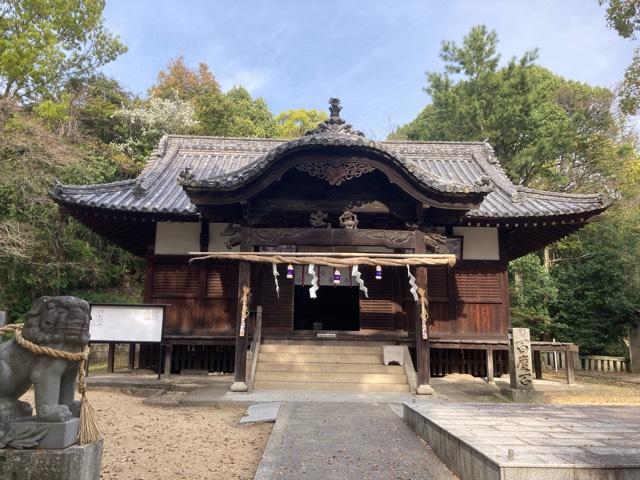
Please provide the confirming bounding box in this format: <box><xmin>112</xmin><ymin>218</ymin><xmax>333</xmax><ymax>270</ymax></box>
<box><xmin>220</xmin><ymin>68</ymin><xmax>272</xmax><ymax>94</ymax></box>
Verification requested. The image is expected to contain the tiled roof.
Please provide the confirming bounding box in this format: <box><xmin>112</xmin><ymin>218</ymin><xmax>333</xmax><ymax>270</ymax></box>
<box><xmin>52</xmin><ymin>134</ymin><xmax>609</xmax><ymax>220</ymax></box>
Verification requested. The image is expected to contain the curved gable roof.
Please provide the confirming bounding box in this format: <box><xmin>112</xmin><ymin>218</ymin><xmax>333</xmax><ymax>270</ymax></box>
<box><xmin>52</xmin><ymin>133</ymin><xmax>609</xmax><ymax>221</ymax></box>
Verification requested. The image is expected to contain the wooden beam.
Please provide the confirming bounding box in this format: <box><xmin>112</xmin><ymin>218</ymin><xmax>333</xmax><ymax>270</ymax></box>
<box><xmin>231</xmin><ymin>260</ymin><xmax>251</xmax><ymax>392</ymax></box>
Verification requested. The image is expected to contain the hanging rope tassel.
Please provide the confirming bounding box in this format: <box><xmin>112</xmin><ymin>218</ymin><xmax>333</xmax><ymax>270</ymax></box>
<box><xmin>77</xmin><ymin>357</ymin><xmax>101</xmax><ymax>444</ymax></box>
<box><xmin>239</xmin><ymin>286</ymin><xmax>251</xmax><ymax>337</ymax></box>
<box><xmin>417</xmin><ymin>287</ymin><xmax>429</xmax><ymax>340</ymax></box>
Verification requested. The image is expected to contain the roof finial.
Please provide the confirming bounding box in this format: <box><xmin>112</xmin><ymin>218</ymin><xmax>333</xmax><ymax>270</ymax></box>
<box><xmin>328</xmin><ymin>98</ymin><xmax>342</xmax><ymax>119</ymax></box>
<box><xmin>304</xmin><ymin>98</ymin><xmax>364</xmax><ymax>137</ymax></box>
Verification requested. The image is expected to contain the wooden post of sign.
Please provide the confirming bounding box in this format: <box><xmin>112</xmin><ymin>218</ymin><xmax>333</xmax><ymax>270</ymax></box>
<box><xmin>128</xmin><ymin>343</ymin><xmax>136</xmax><ymax>371</ymax></box>
<box><xmin>231</xmin><ymin>260</ymin><xmax>251</xmax><ymax>392</ymax></box>
<box><xmin>414</xmin><ymin>231</ymin><xmax>433</xmax><ymax>395</ymax></box>
<box><xmin>107</xmin><ymin>342</ymin><xmax>115</xmax><ymax>373</ymax></box>
<box><xmin>163</xmin><ymin>344</ymin><xmax>172</xmax><ymax>379</ymax></box>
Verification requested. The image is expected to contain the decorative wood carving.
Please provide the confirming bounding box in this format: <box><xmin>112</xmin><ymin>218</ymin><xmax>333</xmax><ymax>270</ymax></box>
<box><xmin>220</xmin><ymin>223</ymin><xmax>242</xmax><ymax>250</ymax></box>
<box><xmin>339</xmin><ymin>211</ymin><xmax>359</xmax><ymax>229</ymax></box>
<box><xmin>249</xmin><ymin>228</ymin><xmax>416</xmax><ymax>249</ymax></box>
<box><xmin>296</xmin><ymin>162</ymin><xmax>375</xmax><ymax>186</ymax></box>
<box><xmin>422</xmin><ymin>231</ymin><xmax>463</xmax><ymax>257</ymax></box>
<box><xmin>309</xmin><ymin>210</ymin><xmax>328</xmax><ymax>228</ymax></box>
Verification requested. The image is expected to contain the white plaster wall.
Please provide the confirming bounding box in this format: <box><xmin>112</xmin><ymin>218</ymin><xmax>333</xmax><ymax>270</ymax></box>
<box><xmin>154</xmin><ymin>222</ymin><xmax>200</xmax><ymax>255</ymax></box>
<box><xmin>452</xmin><ymin>227</ymin><xmax>500</xmax><ymax>260</ymax></box>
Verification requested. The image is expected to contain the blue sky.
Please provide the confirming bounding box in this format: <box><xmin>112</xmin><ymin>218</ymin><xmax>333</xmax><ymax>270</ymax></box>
<box><xmin>102</xmin><ymin>0</ymin><xmax>634</xmax><ymax>139</ymax></box>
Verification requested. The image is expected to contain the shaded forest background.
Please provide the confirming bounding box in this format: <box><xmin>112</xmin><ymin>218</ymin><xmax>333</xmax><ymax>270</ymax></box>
<box><xmin>0</xmin><ymin>1</ymin><xmax>638</xmax><ymax>356</ymax></box>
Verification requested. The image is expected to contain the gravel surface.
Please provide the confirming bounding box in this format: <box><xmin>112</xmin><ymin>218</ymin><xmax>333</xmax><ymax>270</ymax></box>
<box><xmin>22</xmin><ymin>390</ymin><xmax>272</xmax><ymax>479</ymax></box>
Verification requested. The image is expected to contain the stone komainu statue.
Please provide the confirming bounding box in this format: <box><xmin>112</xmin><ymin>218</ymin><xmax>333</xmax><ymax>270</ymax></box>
<box><xmin>0</xmin><ymin>296</ymin><xmax>91</xmax><ymax>423</ymax></box>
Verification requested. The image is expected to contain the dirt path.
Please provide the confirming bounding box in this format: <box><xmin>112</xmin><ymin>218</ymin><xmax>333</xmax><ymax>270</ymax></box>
<box><xmin>543</xmin><ymin>370</ymin><xmax>640</xmax><ymax>405</ymax></box>
<box><xmin>23</xmin><ymin>390</ymin><xmax>272</xmax><ymax>480</ymax></box>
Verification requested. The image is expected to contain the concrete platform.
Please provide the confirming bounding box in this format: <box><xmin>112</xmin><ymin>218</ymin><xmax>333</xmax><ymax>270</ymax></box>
<box><xmin>404</xmin><ymin>402</ymin><xmax>640</xmax><ymax>480</ymax></box>
<box><xmin>255</xmin><ymin>402</ymin><xmax>454</xmax><ymax>479</ymax></box>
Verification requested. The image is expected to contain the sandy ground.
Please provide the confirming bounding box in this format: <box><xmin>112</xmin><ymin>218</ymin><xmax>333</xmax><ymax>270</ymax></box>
<box><xmin>22</xmin><ymin>390</ymin><xmax>272</xmax><ymax>480</ymax></box>
<box><xmin>543</xmin><ymin>369</ymin><xmax>640</xmax><ymax>405</ymax></box>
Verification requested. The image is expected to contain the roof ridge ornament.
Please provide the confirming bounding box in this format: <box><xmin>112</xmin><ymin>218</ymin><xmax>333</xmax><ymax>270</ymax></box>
<box><xmin>304</xmin><ymin>98</ymin><xmax>365</xmax><ymax>137</ymax></box>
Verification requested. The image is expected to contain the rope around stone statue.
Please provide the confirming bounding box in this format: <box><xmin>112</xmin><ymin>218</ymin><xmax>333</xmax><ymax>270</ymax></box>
<box><xmin>0</xmin><ymin>324</ymin><xmax>100</xmax><ymax>444</ymax></box>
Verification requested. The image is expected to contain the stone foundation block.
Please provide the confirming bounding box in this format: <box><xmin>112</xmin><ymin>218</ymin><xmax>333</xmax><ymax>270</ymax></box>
<box><xmin>0</xmin><ymin>439</ymin><xmax>103</xmax><ymax>480</ymax></box>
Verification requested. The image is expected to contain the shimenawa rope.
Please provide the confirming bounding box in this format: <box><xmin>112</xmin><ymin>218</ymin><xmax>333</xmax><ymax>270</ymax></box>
<box><xmin>190</xmin><ymin>252</ymin><xmax>456</xmax><ymax>268</ymax></box>
<box><xmin>0</xmin><ymin>324</ymin><xmax>100</xmax><ymax>444</ymax></box>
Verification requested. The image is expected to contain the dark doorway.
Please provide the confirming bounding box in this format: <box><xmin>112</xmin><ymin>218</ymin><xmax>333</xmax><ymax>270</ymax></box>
<box><xmin>294</xmin><ymin>286</ymin><xmax>360</xmax><ymax>331</ymax></box>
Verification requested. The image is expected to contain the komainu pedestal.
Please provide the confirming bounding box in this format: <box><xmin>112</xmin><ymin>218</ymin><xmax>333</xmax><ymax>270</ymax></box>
<box><xmin>503</xmin><ymin>328</ymin><xmax>543</xmax><ymax>402</ymax></box>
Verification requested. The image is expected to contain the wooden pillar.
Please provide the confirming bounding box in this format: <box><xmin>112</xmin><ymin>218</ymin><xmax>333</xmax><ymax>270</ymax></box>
<box><xmin>231</xmin><ymin>260</ymin><xmax>251</xmax><ymax>392</ymax></box>
<box><xmin>486</xmin><ymin>348</ymin><xmax>494</xmax><ymax>382</ymax></box>
<box><xmin>533</xmin><ymin>350</ymin><xmax>543</xmax><ymax>380</ymax></box>
<box><xmin>107</xmin><ymin>342</ymin><xmax>115</xmax><ymax>373</ymax></box>
<box><xmin>414</xmin><ymin>231</ymin><xmax>433</xmax><ymax>395</ymax></box>
<box><xmin>128</xmin><ymin>343</ymin><xmax>136</xmax><ymax>371</ymax></box>
<box><xmin>163</xmin><ymin>344</ymin><xmax>173</xmax><ymax>378</ymax></box>
<box><xmin>565</xmin><ymin>345</ymin><xmax>576</xmax><ymax>385</ymax></box>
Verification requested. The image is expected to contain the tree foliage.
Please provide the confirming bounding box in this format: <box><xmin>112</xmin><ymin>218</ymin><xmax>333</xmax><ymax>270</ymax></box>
<box><xmin>0</xmin><ymin>103</ymin><xmax>143</xmax><ymax>321</ymax></box>
<box><xmin>600</xmin><ymin>0</ymin><xmax>640</xmax><ymax>114</ymax></box>
<box><xmin>275</xmin><ymin>108</ymin><xmax>328</xmax><ymax>138</ymax></box>
<box><xmin>508</xmin><ymin>254</ymin><xmax>557</xmax><ymax>340</ymax></box>
<box><xmin>114</xmin><ymin>95</ymin><xmax>198</xmax><ymax>159</ymax></box>
<box><xmin>0</xmin><ymin>0</ymin><xmax>126</xmax><ymax>102</ymax></box>
<box><xmin>195</xmin><ymin>86</ymin><xmax>278</xmax><ymax>138</ymax></box>
<box><xmin>395</xmin><ymin>26</ymin><xmax>625</xmax><ymax>191</ymax></box>
<box><xmin>148</xmin><ymin>56</ymin><xmax>220</xmax><ymax>100</ymax></box>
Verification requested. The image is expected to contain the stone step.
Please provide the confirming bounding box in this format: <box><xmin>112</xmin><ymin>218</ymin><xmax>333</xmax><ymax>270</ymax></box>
<box><xmin>257</xmin><ymin>362</ymin><xmax>404</xmax><ymax>374</ymax></box>
<box><xmin>260</xmin><ymin>344</ymin><xmax>382</xmax><ymax>355</ymax></box>
<box><xmin>258</xmin><ymin>352</ymin><xmax>382</xmax><ymax>364</ymax></box>
<box><xmin>254</xmin><ymin>371</ymin><xmax>408</xmax><ymax>384</ymax></box>
<box><xmin>253</xmin><ymin>381</ymin><xmax>411</xmax><ymax>392</ymax></box>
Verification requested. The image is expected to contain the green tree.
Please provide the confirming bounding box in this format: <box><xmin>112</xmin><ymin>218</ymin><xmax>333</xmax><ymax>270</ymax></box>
<box><xmin>550</xmin><ymin>216</ymin><xmax>640</xmax><ymax>355</ymax></box>
<box><xmin>195</xmin><ymin>86</ymin><xmax>278</xmax><ymax>138</ymax></box>
<box><xmin>0</xmin><ymin>103</ymin><xmax>143</xmax><ymax>321</ymax></box>
<box><xmin>396</xmin><ymin>26</ymin><xmax>625</xmax><ymax>191</ymax></box>
<box><xmin>0</xmin><ymin>0</ymin><xmax>126</xmax><ymax>102</ymax></box>
<box><xmin>149</xmin><ymin>56</ymin><xmax>220</xmax><ymax>101</ymax></box>
<box><xmin>275</xmin><ymin>108</ymin><xmax>327</xmax><ymax>138</ymax></box>
<box><xmin>33</xmin><ymin>75</ymin><xmax>133</xmax><ymax>143</ymax></box>
<box><xmin>600</xmin><ymin>0</ymin><xmax>640</xmax><ymax>114</ymax></box>
<box><xmin>508</xmin><ymin>254</ymin><xmax>558</xmax><ymax>340</ymax></box>
<box><xmin>113</xmin><ymin>95</ymin><xmax>198</xmax><ymax>159</ymax></box>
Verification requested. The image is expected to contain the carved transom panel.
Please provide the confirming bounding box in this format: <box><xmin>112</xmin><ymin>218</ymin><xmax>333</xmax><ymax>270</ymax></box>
<box><xmin>296</xmin><ymin>162</ymin><xmax>375</xmax><ymax>186</ymax></box>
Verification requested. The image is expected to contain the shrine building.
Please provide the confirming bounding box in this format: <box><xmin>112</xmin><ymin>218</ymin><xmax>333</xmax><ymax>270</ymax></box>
<box><xmin>52</xmin><ymin>99</ymin><xmax>609</xmax><ymax>393</ymax></box>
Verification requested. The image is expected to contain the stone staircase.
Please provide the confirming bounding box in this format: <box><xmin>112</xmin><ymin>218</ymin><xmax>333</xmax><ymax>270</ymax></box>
<box><xmin>253</xmin><ymin>343</ymin><xmax>410</xmax><ymax>392</ymax></box>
